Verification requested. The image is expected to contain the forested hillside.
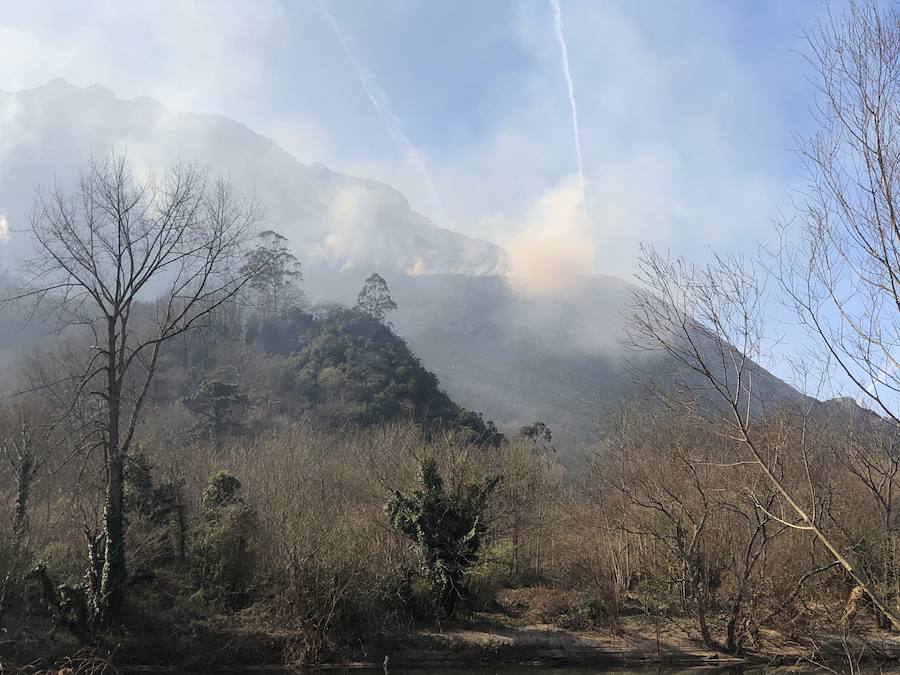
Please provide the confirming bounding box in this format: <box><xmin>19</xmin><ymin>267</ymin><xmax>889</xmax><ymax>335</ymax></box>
<box><xmin>148</xmin><ymin>302</ymin><xmax>504</xmax><ymax>449</ymax></box>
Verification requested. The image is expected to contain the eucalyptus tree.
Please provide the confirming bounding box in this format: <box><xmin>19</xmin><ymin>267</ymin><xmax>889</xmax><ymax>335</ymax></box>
<box><xmin>240</xmin><ymin>229</ymin><xmax>304</xmax><ymax>314</ymax></box>
<box><xmin>356</xmin><ymin>272</ymin><xmax>397</xmax><ymax>324</ymax></box>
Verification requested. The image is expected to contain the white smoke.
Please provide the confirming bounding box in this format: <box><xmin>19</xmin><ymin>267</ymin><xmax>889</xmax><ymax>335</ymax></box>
<box><xmin>549</xmin><ymin>0</ymin><xmax>589</xmax><ymax>236</ymax></box>
<box><xmin>505</xmin><ymin>177</ymin><xmax>594</xmax><ymax>296</ymax></box>
<box><xmin>317</xmin><ymin>0</ymin><xmax>447</xmax><ymax>224</ymax></box>
<box><xmin>0</xmin><ymin>213</ymin><xmax>9</xmax><ymax>243</ymax></box>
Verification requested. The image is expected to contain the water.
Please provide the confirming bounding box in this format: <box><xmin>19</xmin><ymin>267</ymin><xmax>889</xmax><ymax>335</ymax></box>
<box><xmin>336</xmin><ymin>668</ymin><xmax>770</xmax><ymax>675</ymax></box>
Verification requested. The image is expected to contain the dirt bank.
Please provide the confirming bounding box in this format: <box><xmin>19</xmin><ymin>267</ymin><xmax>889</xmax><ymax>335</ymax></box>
<box><xmin>323</xmin><ymin>614</ymin><xmax>900</xmax><ymax>671</ymax></box>
<box><xmin>5</xmin><ymin>589</ymin><xmax>900</xmax><ymax>672</ymax></box>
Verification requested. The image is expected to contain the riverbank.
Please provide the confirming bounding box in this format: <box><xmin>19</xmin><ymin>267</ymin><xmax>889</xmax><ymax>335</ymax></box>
<box><xmin>5</xmin><ymin>589</ymin><xmax>900</xmax><ymax>672</ymax></box>
<box><xmin>324</xmin><ymin>615</ymin><xmax>900</xmax><ymax>672</ymax></box>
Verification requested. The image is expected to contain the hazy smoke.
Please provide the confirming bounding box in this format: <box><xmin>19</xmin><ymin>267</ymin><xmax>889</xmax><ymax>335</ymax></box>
<box><xmin>317</xmin><ymin>0</ymin><xmax>447</xmax><ymax>224</ymax></box>
<box><xmin>505</xmin><ymin>178</ymin><xmax>595</xmax><ymax>296</ymax></box>
<box><xmin>312</xmin><ymin>185</ymin><xmax>376</xmax><ymax>272</ymax></box>
<box><xmin>549</xmin><ymin>0</ymin><xmax>589</xmax><ymax>233</ymax></box>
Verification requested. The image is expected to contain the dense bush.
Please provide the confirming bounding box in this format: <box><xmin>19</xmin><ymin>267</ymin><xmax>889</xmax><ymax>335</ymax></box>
<box><xmin>387</xmin><ymin>457</ymin><xmax>499</xmax><ymax>617</ymax></box>
<box><xmin>191</xmin><ymin>471</ymin><xmax>257</xmax><ymax>603</ymax></box>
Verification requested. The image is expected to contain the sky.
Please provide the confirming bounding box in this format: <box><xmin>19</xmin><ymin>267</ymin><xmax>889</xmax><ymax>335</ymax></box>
<box><xmin>0</xmin><ymin>0</ymin><xmax>829</xmax><ymax>281</ymax></box>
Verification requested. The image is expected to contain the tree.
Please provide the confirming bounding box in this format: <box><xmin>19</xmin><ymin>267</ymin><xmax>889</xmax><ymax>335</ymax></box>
<box><xmin>779</xmin><ymin>0</ymin><xmax>900</xmax><ymax>628</ymax></box>
<box><xmin>454</xmin><ymin>409</ymin><xmax>505</xmax><ymax>448</ymax></box>
<box><xmin>183</xmin><ymin>379</ymin><xmax>249</xmax><ymax>447</ymax></box>
<box><xmin>589</xmin><ymin>405</ymin><xmax>785</xmax><ymax>651</ymax></box>
<box><xmin>240</xmin><ymin>230</ymin><xmax>304</xmax><ymax>315</ymax></box>
<box><xmin>386</xmin><ymin>458</ymin><xmax>499</xmax><ymax>617</ymax></box>
<box><xmin>356</xmin><ymin>272</ymin><xmax>397</xmax><ymax>324</ymax></box>
<box><xmin>517</xmin><ymin>421</ymin><xmax>554</xmax><ymax>452</ymax></box>
<box><xmin>776</xmin><ymin>0</ymin><xmax>900</xmax><ymax>431</ymax></box>
<box><xmin>628</xmin><ymin>245</ymin><xmax>900</xmax><ymax>631</ymax></box>
<box><xmin>6</xmin><ymin>155</ymin><xmax>264</xmax><ymax>624</ymax></box>
<box><xmin>626</xmin><ymin>1</ymin><xmax>900</xmax><ymax>632</ymax></box>
<box><xmin>0</xmin><ymin>401</ymin><xmax>55</xmax><ymax>623</ymax></box>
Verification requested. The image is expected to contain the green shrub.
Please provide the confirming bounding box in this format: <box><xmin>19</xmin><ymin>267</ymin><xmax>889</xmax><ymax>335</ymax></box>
<box><xmin>386</xmin><ymin>458</ymin><xmax>499</xmax><ymax>617</ymax></box>
<box><xmin>191</xmin><ymin>471</ymin><xmax>257</xmax><ymax>603</ymax></box>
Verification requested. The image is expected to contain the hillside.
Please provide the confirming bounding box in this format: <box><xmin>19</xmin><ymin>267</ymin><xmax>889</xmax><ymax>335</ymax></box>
<box><xmin>313</xmin><ymin>270</ymin><xmax>804</xmax><ymax>452</ymax></box>
<box><xmin>148</xmin><ymin>304</ymin><xmax>504</xmax><ymax>448</ymax></box>
<box><xmin>0</xmin><ymin>80</ymin><xmax>802</xmax><ymax>453</ymax></box>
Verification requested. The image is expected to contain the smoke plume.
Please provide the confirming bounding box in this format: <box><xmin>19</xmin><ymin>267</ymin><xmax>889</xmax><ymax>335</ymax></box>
<box><xmin>505</xmin><ymin>178</ymin><xmax>595</xmax><ymax>296</ymax></box>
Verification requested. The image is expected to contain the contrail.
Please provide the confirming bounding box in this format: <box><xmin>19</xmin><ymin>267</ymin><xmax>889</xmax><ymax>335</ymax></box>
<box><xmin>550</xmin><ymin>0</ymin><xmax>589</xmax><ymax>227</ymax></box>
<box><xmin>317</xmin><ymin>0</ymin><xmax>447</xmax><ymax>223</ymax></box>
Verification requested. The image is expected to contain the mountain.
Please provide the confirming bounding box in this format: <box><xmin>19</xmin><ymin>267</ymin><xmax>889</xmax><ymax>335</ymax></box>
<box><xmin>0</xmin><ymin>79</ymin><xmax>503</xmax><ymax>276</ymax></box>
<box><xmin>368</xmin><ymin>272</ymin><xmax>803</xmax><ymax>453</ymax></box>
<box><xmin>0</xmin><ymin>80</ymin><xmax>803</xmax><ymax>454</ymax></box>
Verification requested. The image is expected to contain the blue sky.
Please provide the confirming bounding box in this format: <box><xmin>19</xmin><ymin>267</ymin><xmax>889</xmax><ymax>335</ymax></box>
<box><xmin>0</xmin><ymin>0</ymin><xmax>829</xmax><ymax>280</ymax></box>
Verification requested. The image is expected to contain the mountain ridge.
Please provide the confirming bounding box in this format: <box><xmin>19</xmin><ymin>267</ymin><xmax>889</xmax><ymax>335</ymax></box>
<box><xmin>0</xmin><ymin>78</ymin><xmax>505</xmax><ymax>276</ymax></box>
<box><xmin>0</xmin><ymin>79</ymin><xmax>804</xmax><ymax>454</ymax></box>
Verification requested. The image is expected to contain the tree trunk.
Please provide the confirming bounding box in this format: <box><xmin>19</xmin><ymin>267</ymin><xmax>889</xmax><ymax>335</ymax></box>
<box><xmin>0</xmin><ymin>452</ymin><xmax>34</xmax><ymax>623</ymax></box>
<box><xmin>725</xmin><ymin>599</ymin><xmax>740</xmax><ymax>653</ymax></box>
<box><xmin>98</xmin><ymin>334</ymin><xmax>127</xmax><ymax>626</ymax></box>
<box><xmin>690</xmin><ymin>567</ymin><xmax>715</xmax><ymax>649</ymax></box>
<box><xmin>99</xmin><ymin>452</ymin><xmax>126</xmax><ymax>624</ymax></box>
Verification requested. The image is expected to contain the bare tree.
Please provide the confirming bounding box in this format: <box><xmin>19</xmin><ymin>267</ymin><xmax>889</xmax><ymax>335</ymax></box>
<box><xmin>779</xmin><ymin>0</ymin><xmax>900</xmax><ymax>628</ymax></box>
<box><xmin>5</xmin><ymin>154</ymin><xmax>265</xmax><ymax>624</ymax></box>
<box><xmin>779</xmin><ymin>0</ymin><xmax>900</xmax><ymax>431</ymax></box>
<box><xmin>626</xmin><ymin>0</ymin><xmax>900</xmax><ymax>632</ymax></box>
<box><xmin>589</xmin><ymin>404</ymin><xmax>785</xmax><ymax>651</ymax></box>
<box><xmin>628</xmin><ymin>246</ymin><xmax>900</xmax><ymax>630</ymax></box>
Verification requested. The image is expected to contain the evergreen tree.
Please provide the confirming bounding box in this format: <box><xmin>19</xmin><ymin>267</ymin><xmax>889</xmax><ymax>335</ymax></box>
<box><xmin>356</xmin><ymin>272</ymin><xmax>397</xmax><ymax>324</ymax></box>
<box><xmin>517</xmin><ymin>421</ymin><xmax>554</xmax><ymax>452</ymax></box>
<box><xmin>386</xmin><ymin>458</ymin><xmax>499</xmax><ymax>617</ymax></box>
<box><xmin>241</xmin><ymin>230</ymin><xmax>304</xmax><ymax>314</ymax></box>
<box><xmin>183</xmin><ymin>379</ymin><xmax>249</xmax><ymax>447</ymax></box>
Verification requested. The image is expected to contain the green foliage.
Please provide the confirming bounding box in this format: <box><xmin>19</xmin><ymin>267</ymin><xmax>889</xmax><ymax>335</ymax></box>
<box><xmin>56</xmin><ymin>583</ymin><xmax>91</xmax><ymax>634</ymax></box>
<box><xmin>386</xmin><ymin>458</ymin><xmax>500</xmax><ymax>617</ymax></box>
<box><xmin>124</xmin><ymin>452</ymin><xmax>186</xmax><ymax>556</ymax></box>
<box><xmin>356</xmin><ymin>272</ymin><xmax>397</xmax><ymax>324</ymax></box>
<box><xmin>202</xmin><ymin>471</ymin><xmax>244</xmax><ymax>510</ymax></box>
<box><xmin>257</xmin><ymin>307</ymin><xmax>317</xmax><ymax>354</ymax></box>
<box><xmin>453</xmin><ymin>409</ymin><xmax>505</xmax><ymax>448</ymax></box>
<box><xmin>163</xmin><ymin>234</ymin><xmax>504</xmax><ymax>445</ymax></box>
<box><xmin>125</xmin><ymin>452</ymin><xmax>183</xmax><ymax>525</ymax></box>
<box><xmin>294</xmin><ymin>308</ymin><xmax>451</xmax><ymax>425</ymax></box>
<box><xmin>192</xmin><ymin>471</ymin><xmax>256</xmax><ymax>602</ymax></box>
<box><xmin>183</xmin><ymin>379</ymin><xmax>249</xmax><ymax>446</ymax></box>
<box><xmin>290</xmin><ymin>307</ymin><xmax>504</xmax><ymax>444</ymax></box>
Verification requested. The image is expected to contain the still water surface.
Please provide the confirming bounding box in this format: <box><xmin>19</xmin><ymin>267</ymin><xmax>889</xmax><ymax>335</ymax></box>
<box><xmin>336</xmin><ymin>668</ymin><xmax>800</xmax><ymax>674</ymax></box>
